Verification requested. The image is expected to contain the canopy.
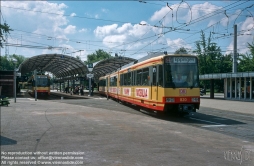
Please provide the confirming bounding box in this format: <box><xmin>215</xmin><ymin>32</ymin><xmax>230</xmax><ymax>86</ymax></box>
<box><xmin>19</xmin><ymin>54</ymin><xmax>88</xmax><ymax>78</ymax></box>
<box><xmin>92</xmin><ymin>56</ymin><xmax>136</xmax><ymax>81</ymax></box>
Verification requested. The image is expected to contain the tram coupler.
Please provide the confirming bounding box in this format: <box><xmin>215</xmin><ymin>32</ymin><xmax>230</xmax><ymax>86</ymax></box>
<box><xmin>178</xmin><ymin>104</ymin><xmax>195</xmax><ymax>113</ymax></box>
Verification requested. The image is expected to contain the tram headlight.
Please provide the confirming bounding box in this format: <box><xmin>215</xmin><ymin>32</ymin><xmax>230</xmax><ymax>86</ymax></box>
<box><xmin>166</xmin><ymin>98</ymin><xmax>175</xmax><ymax>102</ymax></box>
<box><xmin>191</xmin><ymin>97</ymin><xmax>199</xmax><ymax>102</ymax></box>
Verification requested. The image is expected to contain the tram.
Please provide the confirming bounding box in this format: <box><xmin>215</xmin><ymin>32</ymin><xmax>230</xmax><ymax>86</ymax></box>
<box><xmin>98</xmin><ymin>75</ymin><xmax>108</xmax><ymax>96</ymax></box>
<box><xmin>98</xmin><ymin>53</ymin><xmax>200</xmax><ymax>114</ymax></box>
<box><xmin>27</xmin><ymin>75</ymin><xmax>50</xmax><ymax>96</ymax></box>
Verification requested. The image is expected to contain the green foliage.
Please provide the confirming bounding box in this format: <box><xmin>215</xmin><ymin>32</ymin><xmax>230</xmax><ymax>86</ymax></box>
<box><xmin>238</xmin><ymin>53</ymin><xmax>254</xmax><ymax>72</ymax></box>
<box><xmin>0</xmin><ymin>54</ymin><xmax>27</xmax><ymax>70</ymax></box>
<box><xmin>174</xmin><ymin>47</ymin><xmax>188</xmax><ymax>54</ymax></box>
<box><xmin>237</xmin><ymin>42</ymin><xmax>254</xmax><ymax>72</ymax></box>
<box><xmin>195</xmin><ymin>31</ymin><xmax>232</xmax><ymax>91</ymax></box>
<box><xmin>0</xmin><ymin>23</ymin><xmax>12</xmax><ymax>48</ymax></box>
<box><xmin>84</xmin><ymin>49</ymin><xmax>111</xmax><ymax>65</ymax></box>
<box><xmin>195</xmin><ymin>31</ymin><xmax>232</xmax><ymax>75</ymax></box>
<box><xmin>248</xmin><ymin>41</ymin><xmax>254</xmax><ymax>56</ymax></box>
<box><xmin>195</xmin><ymin>33</ymin><xmax>254</xmax><ymax>92</ymax></box>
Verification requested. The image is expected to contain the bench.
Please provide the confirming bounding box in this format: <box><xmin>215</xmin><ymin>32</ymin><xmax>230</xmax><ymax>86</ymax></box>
<box><xmin>0</xmin><ymin>97</ymin><xmax>10</xmax><ymax>106</ymax></box>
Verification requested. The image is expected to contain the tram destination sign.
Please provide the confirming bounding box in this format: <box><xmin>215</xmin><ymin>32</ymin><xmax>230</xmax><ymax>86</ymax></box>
<box><xmin>173</xmin><ymin>57</ymin><xmax>196</xmax><ymax>63</ymax></box>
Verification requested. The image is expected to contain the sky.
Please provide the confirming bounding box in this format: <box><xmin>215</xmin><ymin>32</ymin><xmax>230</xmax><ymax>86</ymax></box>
<box><xmin>1</xmin><ymin>0</ymin><xmax>253</xmax><ymax>61</ymax></box>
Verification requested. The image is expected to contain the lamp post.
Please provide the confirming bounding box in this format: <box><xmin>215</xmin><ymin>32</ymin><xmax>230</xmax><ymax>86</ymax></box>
<box><xmin>12</xmin><ymin>58</ymin><xmax>17</xmax><ymax>103</ymax></box>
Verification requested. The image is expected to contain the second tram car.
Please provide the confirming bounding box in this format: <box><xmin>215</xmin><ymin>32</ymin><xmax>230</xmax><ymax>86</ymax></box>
<box><xmin>98</xmin><ymin>75</ymin><xmax>108</xmax><ymax>96</ymax></box>
<box><xmin>98</xmin><ymin>53</ymin><xmax>200</xmax><ymax>114</ymax></box>
<box><xmin>27</xmin><ymin>75</ymin><xmax>50</xmax><ymax>96</ymax></box>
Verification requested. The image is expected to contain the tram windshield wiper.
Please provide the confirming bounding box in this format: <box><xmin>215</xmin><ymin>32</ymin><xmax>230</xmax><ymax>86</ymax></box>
<box><xmin>172</xmin><ymin>84</ymin><xmax>176</xmax><ymax>89</ymax></box>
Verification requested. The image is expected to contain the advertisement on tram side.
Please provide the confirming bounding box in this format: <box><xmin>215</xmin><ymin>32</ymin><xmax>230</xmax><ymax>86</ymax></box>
<box><xmin>135</xmin><ymin>88</ymin><xmax>149</xmax><ymax>99</ymax></box>
<box><xmin>123</xmin><ymin>88</ymin><xmax>131</xmax><ymax>96</ymax></box>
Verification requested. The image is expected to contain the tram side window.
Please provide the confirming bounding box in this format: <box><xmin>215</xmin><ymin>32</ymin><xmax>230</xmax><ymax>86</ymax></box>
<box><xmin>132</xmin><ymin>71</ymin><xmax>136</xmax><ymax>85</ymax></box>
<box><xmin>110</xmin><ymin>76</ymin><xmax>117</xmax><ymax>86</ymax></box>
<box><xmin>124</xmin><ymin>72</ymin><xmax>131</xmax><ymax>86</ymax></box>
<box><xmin>136</xmin><ymin>69</ymin><xmax>142</xmax><ymax>86</ymax></box>
<box><xmin>115</xmin><ymin>76</ymin><xmax>117</xmax><ymax>86</ymax></box>
<box><xmin>109</xmin><ymin>77</ymin><xmax>114</xmax><ymax>86</ymax></box>
<box><xmin>152</xmin><ymin>66</ymin><xmax>157</xmax><ymax>86</ymax></box>
<box><xmin>142</xmin><ymin>68</ymin><xmax>149</xmax><ymax>86</ymax></box>
<box><xmin>99</xmin><ymin>79</ymin><xmax>106</xmax><ymax>86</ymax></box>
<box><xmin>120</xmin><ymin>74</ymin><xmax>124</xmax><ymax>86</ymax></box>
<box><xmin>120</xmin><ymin>73</ymin><xmax>131</xmax><ymax>86</ymax></box>
<box><xmin>158</xmin><ymin>65</ymin><xmax>163</xmax><ymax>86</ymax></box>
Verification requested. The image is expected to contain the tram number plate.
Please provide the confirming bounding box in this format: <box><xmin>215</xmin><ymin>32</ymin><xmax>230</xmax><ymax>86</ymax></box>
<box><xmin>180</xmin><ymin>98</ymin><xmax>187</xmax><ymax>102</ymax></box>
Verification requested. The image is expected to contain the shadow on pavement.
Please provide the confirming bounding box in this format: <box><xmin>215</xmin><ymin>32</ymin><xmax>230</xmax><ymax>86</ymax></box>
<box><xmin>0</xmin><ymin>135</ymin><xmax>17</xmax><ymax>146</ymax></box>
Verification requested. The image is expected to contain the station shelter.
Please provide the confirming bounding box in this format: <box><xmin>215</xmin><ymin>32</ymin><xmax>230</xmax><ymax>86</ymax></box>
<box><xmin>200</xmin><ymin>72</ymin><xmax>254</xmax><ymax>101</ymax></box>
<box><xmin>17</xmin><ymin>53</ymin><xmax>136</xmax><ymax>92</ymax></box>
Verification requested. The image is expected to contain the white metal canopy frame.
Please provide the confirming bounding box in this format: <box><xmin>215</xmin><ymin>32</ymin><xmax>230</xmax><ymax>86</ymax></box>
<box><xmin>18</xmin><ymin>54</ymin><xmax>89</xmax><ymax>78</ymax></box>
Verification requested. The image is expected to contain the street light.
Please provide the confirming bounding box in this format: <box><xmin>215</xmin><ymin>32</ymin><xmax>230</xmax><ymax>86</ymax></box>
<box><xmin>12</xmin><ymin>58</ymin><xmax>17</xmax><ymax>103</ymax></box>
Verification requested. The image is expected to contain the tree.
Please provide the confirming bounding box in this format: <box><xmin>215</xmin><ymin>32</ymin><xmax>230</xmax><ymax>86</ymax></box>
<box><xmin>194</xmin><ymin>31</ymin><xmax>232</xmax><ymax>92</ymax></box>
<box><xmin>0</xmin><ymin>54</ymin><xmax>27</xmax><ymax>70</ymax></box>
<box><xmin>247</xmin><ymin>41</ymin><xmax>254</xmax><ymax>56</ymax></box>
<box><xmin>195</xmin><ymin>31</ymin><xmax>233</xmax><ymax>74</ymax></box>
<box><xmin>237</xmin><ymin>41</ymin><xmax>254</xmax><ymax>72</ymax></box>
<box><xmin>0</xmin><ymin>23</ymin><xmax>12</xmax><ymax>47</ymax></box>
<box><xmin>174</xmin><ymin>47</ymin><xmax>188</xmax><ymax>54</ymax></box>
<box><xmin>84</xmin><ymin>49</ymin><xmax>111</xmax><ymax>64</ymax></box>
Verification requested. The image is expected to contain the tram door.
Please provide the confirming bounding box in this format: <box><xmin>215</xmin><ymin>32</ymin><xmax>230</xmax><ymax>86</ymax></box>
<box><xmin>151</xmin><ymin>66</ymin><xmax>158</xmax><ymax>101</ymax></box>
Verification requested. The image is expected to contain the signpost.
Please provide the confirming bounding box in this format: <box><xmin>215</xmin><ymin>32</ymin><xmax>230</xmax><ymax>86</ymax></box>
<box><xmin>87</xmin><ymin>73</ymin><xmax>94</xmax><ymax>96</ymax></box>
<box><xmin>87</xmin><ymin>63</ymin><xmax>94</xmax><ymax>96</ymax></box>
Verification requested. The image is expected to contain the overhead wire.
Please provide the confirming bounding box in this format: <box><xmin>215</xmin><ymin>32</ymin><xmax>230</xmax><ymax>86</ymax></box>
<box><xmin>176</xmin><ymin>0</ymin><xmax>192</xmax><ymax>25</ymax></box>
<box><xmin>162</xmin><ymin>0</ymin><xmax>252</xmax><ymax>53</ymax></box>
<box><xmin>110</xmin><ymin>3</ymin><xmax>174</xmax><ymax>55</ymax></box>
<box><xmin>1</xmin><ymin>1</ymin><xmax>253</xmax><ymax>57</ymax></box>
<box><xmin>128</xmin><ymin>2</ymin><xmax>253</xmax><ymax>55</ymax></box>
<box><xmin>129</xmin><ymin>0</ymin><xmax>248</xmax><ymax>56</ymax></box>
<box><xmin>1</xmin><ymin>5</ymin><xmax>138</xmax><ymax>25</ymax></box>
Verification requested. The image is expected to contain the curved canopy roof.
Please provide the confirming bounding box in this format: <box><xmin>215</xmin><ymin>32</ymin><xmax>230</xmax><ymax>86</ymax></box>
<box><xmin>19</xmin><ymin>54</ymin><xmax>88</xmax><ymax>78</ymax></box>
<box><xmin>92</xmin><ymin>56</ymin><xmax>136</xmax><ymax>81</ymax></box>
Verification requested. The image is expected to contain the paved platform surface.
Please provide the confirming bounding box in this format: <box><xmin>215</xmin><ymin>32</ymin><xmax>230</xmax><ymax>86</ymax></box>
<box><xmin>1</xmin><ymin>93</ymin><xmax>254</xmax><ymax>166</ymax></box>
<box><xmin>52</xmin><ymin>90</ymin><xmax>254</xmax><ymax>115</ymax></box>
<box><xmin>200</xmin><ymin>96</ymin><xmax>254</xmax><ymax>115</ymax></box>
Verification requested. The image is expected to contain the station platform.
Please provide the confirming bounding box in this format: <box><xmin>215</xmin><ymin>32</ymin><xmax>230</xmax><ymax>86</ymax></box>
<box><xmin>50</xmin><ymin>90</ymin><xmax>103</xmax><ymax>99</ymax></box>
<box><xmin>1</xmin><ymin>91</ymin><xmax>254</xmax><ymax>166</ymax></box>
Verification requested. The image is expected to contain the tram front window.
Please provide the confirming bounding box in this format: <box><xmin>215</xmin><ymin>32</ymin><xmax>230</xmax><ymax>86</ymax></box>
<box><xmin>37</xmin><ymin>76</ymin><xmax>49</xmax><ymax>87</ymax></box>
<box><xmin>164</xmin><ymin>56</ymin><xmax>199</xmax><ymax>88</ymax></box>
